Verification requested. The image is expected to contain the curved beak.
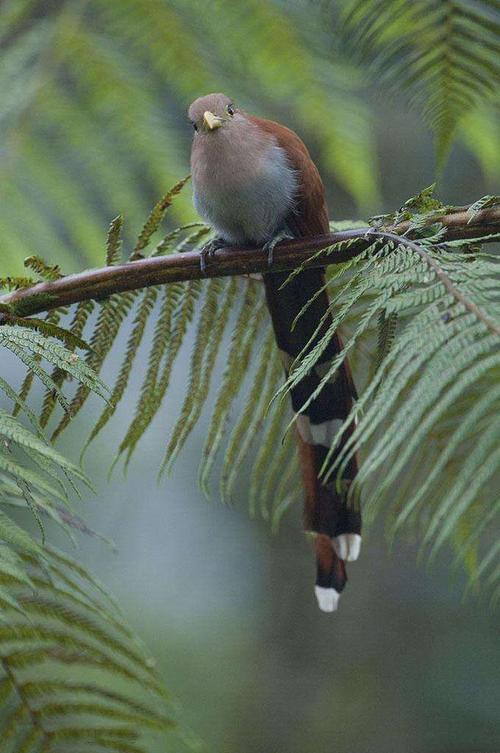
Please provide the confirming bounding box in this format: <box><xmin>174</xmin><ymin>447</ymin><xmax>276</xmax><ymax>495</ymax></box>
<box><xmin>203</xmin><ymin>110</ymin><xmax>224</xmax><ymax>131</ymax></box>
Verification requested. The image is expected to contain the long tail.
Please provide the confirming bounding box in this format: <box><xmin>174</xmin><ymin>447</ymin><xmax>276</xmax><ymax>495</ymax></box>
<box><xmin>263</xmin><ymin>267</ymin><xmax>361</xmax><ymax>612</ymax></box>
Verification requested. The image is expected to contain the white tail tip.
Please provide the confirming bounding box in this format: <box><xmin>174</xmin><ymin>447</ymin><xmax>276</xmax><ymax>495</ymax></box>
<box><xmin>314</xmin><ymin>586</ymin><xmax>340</xmax><ymax>612</ymax></box>
<box><xmin>333</xmin><ymin>533</ymin><xmax>362</xmax><ymax>562</ymax></box>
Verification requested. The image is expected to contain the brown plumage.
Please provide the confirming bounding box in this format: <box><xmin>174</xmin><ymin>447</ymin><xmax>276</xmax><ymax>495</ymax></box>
<box><xmin>189</xmin><ymin>94</ymin><xmax>361</xmax><ymax>612</ymax></box>
<box><xmin>248</xmin><ymin>116</ymin><xmax>330</xmax><ymax>237</ymax></box>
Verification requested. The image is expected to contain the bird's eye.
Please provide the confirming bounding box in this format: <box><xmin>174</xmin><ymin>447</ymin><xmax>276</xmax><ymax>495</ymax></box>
<box><xmin>226</xmin><ymin>104</ymin><xmax>235</xmax><ymax>116</ymax></box>
<box><xmin>192</xmin><ymin>121</ymin><xmax>198</xmax><ymax>131</ymax></box>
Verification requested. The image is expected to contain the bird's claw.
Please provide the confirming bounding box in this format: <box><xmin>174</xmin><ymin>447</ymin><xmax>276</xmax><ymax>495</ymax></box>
<box><xmin>200</xmin><ymin>239</ymin><xmax>224</xmax><ymax>273</ymax></box>
<box><xmin>262</xmin><ymin>232</ymin><xmax>293</xmax><ymax>267</ymax></box>
<box><xmin>199</xmin><ymin>238</ymin><xmax>226</xmax><ymax>273</ymax></box>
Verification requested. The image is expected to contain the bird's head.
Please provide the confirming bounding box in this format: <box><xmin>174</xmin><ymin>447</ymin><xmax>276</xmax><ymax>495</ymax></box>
<box><xmin>188</xmin><ymin>93</ymin><xmax>240</xmax><ymax>136</ymax></box>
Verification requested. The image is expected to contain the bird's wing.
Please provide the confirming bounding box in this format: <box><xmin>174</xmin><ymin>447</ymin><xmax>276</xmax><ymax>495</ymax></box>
<box><xmin>248</xmin><ymin>116</ymin><xmax>330</xmax><ymax>237</ymax></box>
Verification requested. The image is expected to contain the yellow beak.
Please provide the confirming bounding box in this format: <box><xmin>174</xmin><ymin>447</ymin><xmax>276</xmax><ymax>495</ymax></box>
<box><xmin>203</xmin><ymin>110</ymin><xmax>224</xmax><ymax>130</ymax></box>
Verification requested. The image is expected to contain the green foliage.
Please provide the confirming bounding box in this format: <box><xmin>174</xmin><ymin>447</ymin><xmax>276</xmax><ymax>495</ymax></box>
<box><xmin>467</xmin><ymin>194</ymin><xmax>500</xmax><ymax>221</ymax></box>
<box><xmin>1</xmin><ymin>0</ymin><xmax>497</xmax><ymax>278</ymax></box>
<box><xmin>105</xmin><ymin>216</ymin><xmax>124</xmax><ymax>266</ymax></box>
<box><xmin>0</xmin><ymin>183</ymin><xmax>301</xmax><ymax>532</ymax></box>
<box><xmin>0</xmin><ymin>542</ymin><xmax>175</xmax><ymax>752</ymax></box>
<box><xmin>0</xmin><ymin>325</ymin><xmax>108</xmax><ymax>415</ymax></box>
<box><xmin>132</xmin><ymin>176</ymin><xmax>192</xmax><ymax>260</ymax></box>
<box><xmin>0</xmin><ymin>315</ymin><xmax>178</xmax><ymax>749</ymax></box>
<box><xmin>341</xmin><ymin>0</ymin><xmax>500</xmax><ymax>162</ymax></box>
<box><xmin>0</xmin><ymin>0</ymin><xmax>402</xmax><ymax>274</ymax></box>
<box><xmin>0</xmin><ymin>179</ymin><xmax>499</xmax><ymax>746</ymax></box>
<box><xmin>23</xmin><ymin>257</ymin><xmax>63</xmax><ymax>281</ymax></box>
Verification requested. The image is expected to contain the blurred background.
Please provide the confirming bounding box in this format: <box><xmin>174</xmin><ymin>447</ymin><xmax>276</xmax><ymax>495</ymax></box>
<box><xmin>1</xmin><ymin>1</ymin><xmax>499</xmax><ymax>752</ymax></box>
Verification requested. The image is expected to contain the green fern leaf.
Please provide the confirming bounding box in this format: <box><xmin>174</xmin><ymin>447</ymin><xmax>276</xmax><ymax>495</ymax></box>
<box><xmin>220</xmin><ymin>328</ymin><xmax>280</xmax><ymax>504</ymax></box>
<box><xmin>4</xmin><ymin>314</ymin><xmax>91</xmax><ymax>351</ymax></box>
<box><xmin>86</xmin><ymin>286</ymin><xmax>159</xmax><ymax>449</ymax></box>
<box><xmin>249</xmin><ymin>395</ymin><xmax>289</xmax><ymax>520</ymax></box>
<box><xmin>106</xmin><ymin>215</ymin><xmax>124</xmax><ymax>266</ymax></box>
<box><xmin>342</xmin><ymin>0</ymin><xmax>500</xmax><ymax>162</ymax></box>
<box><xmin>131</xmin><ymin>176</ymin><xmax>191</xmax><ymax>259</ymax></box>
<box><xmin>24</xmin><ymin>254</ymin><xmax>62</xmax><ymax>280</ymax></box>
<box><xmin>9</xmin><ymin>309</ymin><xmax>63</xmax><ymax>414</ymax></box>
<box><xmin>51</xmin><ymin>293</ymin><xmax>132</xmax><ymax>440</ymax></box>
<box><xmin>198</xmin><ymin>283</ymin><xmax>266</xmax><ymax>496</ymax></box>
<box><xmin>40</xmin><ymin>299</ymin><xmax>96</xmax><ymax>428</ymax></box>
<box><xmin>160</xmin><ymin>277</ymin><xmax>240</xmax><ymax>475</ymax></box>
<box><xmin>117</xmin><ymin>281</ymin><xmax>194</xmax><ymax>465</ymax></box>
<box><xmin>0</xmin><ymin>544</ymin><xmax>176</xmax><ymax>748</ymax></box>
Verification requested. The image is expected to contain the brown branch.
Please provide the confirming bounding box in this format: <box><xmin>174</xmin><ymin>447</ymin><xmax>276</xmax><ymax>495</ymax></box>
<box><xmin>1</xmin><ymin>205</ymin><xmax>499</xmax><ymax>319</ymax></box>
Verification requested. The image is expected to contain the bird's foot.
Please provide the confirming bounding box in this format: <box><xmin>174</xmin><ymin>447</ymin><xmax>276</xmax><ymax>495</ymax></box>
<box><xmin>199</xmin><ymin>237</ymin><xmax>227</xmax><ymax>273</ymax></box>
<box><xmin>262</xmin><ymin>231</ymin><xmax>293</xmax><ymax>267</ymax></box>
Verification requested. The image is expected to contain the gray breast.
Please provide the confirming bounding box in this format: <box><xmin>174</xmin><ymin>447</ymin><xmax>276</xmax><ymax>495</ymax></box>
<box><xmin>193</xmin><ymin>144</ymin><xmax>297</xmax><ymax>245</ymax></box>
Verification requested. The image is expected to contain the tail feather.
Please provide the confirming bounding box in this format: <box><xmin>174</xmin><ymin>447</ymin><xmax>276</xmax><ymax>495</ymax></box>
<box><xmin>263</xmin><ymin>268</ymin><xmax>362</xmax><ymax>611</ymax></box>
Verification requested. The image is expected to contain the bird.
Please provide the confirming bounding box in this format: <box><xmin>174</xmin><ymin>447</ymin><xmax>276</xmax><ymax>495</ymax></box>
<box><xmin>188</xmin><ymin>93</ymin><xmax>361</xmax><ymax>612</ymax></box>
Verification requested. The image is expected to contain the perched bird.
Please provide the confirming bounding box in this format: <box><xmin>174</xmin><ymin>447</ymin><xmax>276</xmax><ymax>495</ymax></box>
<box><xmin>188</xmin><ymin>93</ymin><xmax>361</xmax><ymax>612</ymax></box>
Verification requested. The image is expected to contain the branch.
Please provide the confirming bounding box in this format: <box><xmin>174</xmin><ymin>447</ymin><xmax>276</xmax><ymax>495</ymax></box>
<box><xmin>1</xmin><ymin>205</ymin><xmax>499</xmax><ymax>319</ymax></box>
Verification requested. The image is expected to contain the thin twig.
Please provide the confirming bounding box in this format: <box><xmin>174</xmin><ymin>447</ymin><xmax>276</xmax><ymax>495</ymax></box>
<box><xmin>1</xmin><ymin>205</ymin><xmax>499</xmax><ymax>319</ymax></box>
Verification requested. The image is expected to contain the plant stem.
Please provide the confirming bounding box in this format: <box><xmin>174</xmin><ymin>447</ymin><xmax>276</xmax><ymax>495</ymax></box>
<box><xmin>1</xmin><ymin>205</ymin><xmax>499</xmax><ymax>319</ymax></box>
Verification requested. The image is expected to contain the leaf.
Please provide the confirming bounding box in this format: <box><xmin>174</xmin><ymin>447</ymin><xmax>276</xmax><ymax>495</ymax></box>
<box><xmin>131</xmin><ymin>176</ymin><xmax>191</xmax><ymax>259</ymax></box>
<box><xmin>24</xmin><ymin>254</ymin><xmax>62</xmax><ymax>280</ymax></box>
<box><xmin>160</xmin><ymin>277</ymin><xmax>241</xmax><ymax>475</ymax></box>
<box><xmin>40</xmin><ymin>298</ymin><xmax>96</xmax><ymax>428</ymax></box>
<box><xmin>0</xmin><ymin>545</ymin><xmax>176</xmax><ymax>748</ymax></box>
<box><xmin>0</xmin><ymin>409</ymin><xmax>87</xmax><ymax>482</ymax></box>
<box><xmin>342</xmin><ymin>0</ymin><xmax>500</xmax><ymax>163</ymax></box>
<box><xmin>198</xmin><ymin>286</ymin><xmax>266</xmax><ymax>496</ymax></box>
<box><xmin>466</xmin><ymin>194</ymin><xmax>500</xmax><ymax>223</ymax></box>
<box><xmin>106</xmin><ymin>215</ymin><xmax>124</xmax><ymax>265</ymax></box>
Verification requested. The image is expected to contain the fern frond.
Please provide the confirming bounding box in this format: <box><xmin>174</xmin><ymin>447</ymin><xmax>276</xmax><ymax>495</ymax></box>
<box><xmin>106</xmin><ymin>215</ymin><xmax>124</xmax><ymax>266</ymax></box>
<box><xmin>0</xmin><ymin>410</ymin><xmax>87</xmax><ymax>483</ymax></box>
<box><xmin>51</xmin><ymin>293</ymin><xmax>132</xmax><ymax>440</ymax></box>
<box><xmin>4</xmin><ymin>314</ymin><xmax>90</xmax><ymax>351</ymax></box>
<box><xmin>257</xmin><ymin>420</ymin><xmax>296</xmax><ymax>523</ymax></box>
<box><xmin>0</xmin><ymin>375</ymin><xmax>42</xmax><ymax>433</ymax></box>
<box><xmin>5</xmin><ymin>179</ymin><xmax>499</xmax><ymax>600</ymax></box>
<box><xmin>11</xmin><ymin>309</ymin><xmax>64</xmax><ymax>414</ymax></box>
<box><xmin>271</xmin><ymin>443</ymin><xmax>302</xmax><ymax>532</ymax></box>
<box><xmin>40</xmin><ymin>299</ymin><xmax>96</xmax><ymax>428</ymax></box>
<box><xmin>467</xmin><ymin>194</ymin><xmax>500</xmax><ymax>223</ymax></box>
<box><xmin>342</xmin><ymin>0</ymin><xmax>500</xmax><ymax>161</ymax></box>
<box><xmin>1</xmin><ymin>325</ymin><xmax>108</xmax><ymax>418</ymax></box>
<box><xmin>153</xmin><ymin>221</ymin><xmax>207</xmax><ymax>257</ymax></box>
<box><xmin>198</xmin><ymin>284</ymin><xmax>266</xmax><ymax>497</ymax></box>
<box><xmin>375</xmin><ymin>308</ymin><xmax>399</xmax><ymax>375</ymax></box>
<box><xmin>0</xmin><ymin>544</ymin><xmax>175</xmax><ymax>750</ymax></box>
<box><xmin>86</xmin><ymin>287</ymin><xmax>159</xmax><ymax>449</ymax></box>
<box><xmin>0</xmin><ymin>276</ymin><xmax>36</xmax><ymax>292</ymax></box>
<box><xmin>248</xmin><ymin>394</ymin><xmax>290</xmax><ymax>520</ymax></box>
<box><xmin>24</xmin><ymin>255</ymin><xmax>62</xmax><ymax>280</ymax></box>
<box><xmin>220</xmin><ymin>327</ymin><xmax>280</xmax><ymax>504</ymax></box>
<box><xmin>131</xmin><ymin>176</ymin><xmax>191</xmax><ymax>259</ymax></box>
<box><xmin>117</xmin><ymin>281</ymin><xmax>198</xmax><ymax>466</ymax></box>
<box><xmin>160</xmin><ymin>277</ymin><xmax>240</xmax><ymax>476</ymax></box>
